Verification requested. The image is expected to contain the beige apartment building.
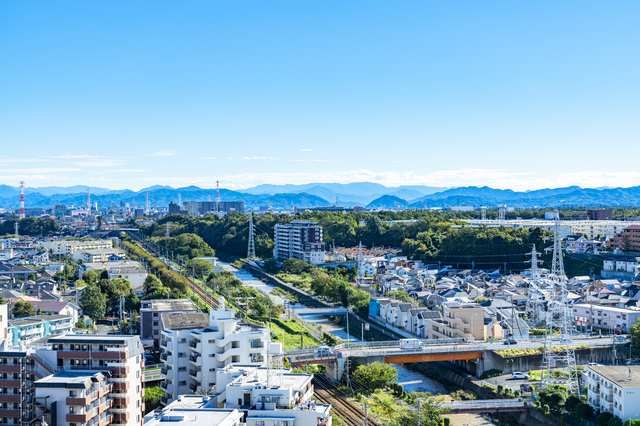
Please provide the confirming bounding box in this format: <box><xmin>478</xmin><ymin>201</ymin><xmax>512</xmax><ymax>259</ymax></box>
<box><xmin>426</xmin><ymin>305</ymin><xmax>505</xmax><ymax>341</ymax></box>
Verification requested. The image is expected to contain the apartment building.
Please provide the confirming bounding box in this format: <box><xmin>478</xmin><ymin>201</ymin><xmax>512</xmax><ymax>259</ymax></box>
<box><xmin>145</xmin><ymin>396</ymin><xmax>243</xmax><ymax>426</ymax></box>
<box><xmin>140</xmin><ymin>299</ymin><xmax>198</xmax><ymax>348</ymax></box>
<box><xmin>182</xmin><ymin>201</ymin><xmax>245</xmax><ymax>216</ymax></box>
<box><xmin>159</xmin><ymin>312</ymin><xmax>210</xmax><ymax>402</ymax></box>
<box><xmin>586</xmin><ymin>209</ymin><xmax>614</xmax><ymax>221</ymax></box>
<box><xmin>7</xmin><ymin>315</ymin><xmax>74</xmax><ymax>346</ymax></box>
<box><xmin>108</xmin><ymin>266</ymin><xmax>147</xmax><ymax>289</ymax></box>
<box><xmin>463</xmin><ymin>219</ymin><xmax>640</xmax><ymax>239</ymax></box>
<box><xmin>585</xmin><ymin>365</ymin><xmax>640</xmax><ymax>422</ymax></box>
<box><xmin>40</xmin><ymin>240</ymin><xmax>114</xmax><ymax>259</ymax></box>
<box><xmin>32</xmin><ymin>371</ymin><xmax>113</xmax><ymax>426</ymax></box>
<box><xmin>273</xmin><ymin>220</ymin><xmax>325</xmax><ymax>265</ymax></box>
<box><xmin>43</xmin><ymin>335</ymin><xmax>145</xmax><ymax>426</ymax></box>
<box><xmin>159</xmin><ymin>299</ymin><xmax>270</xmax><ymax>405</ymax></box>
<box><xmin>215</xmin><ymin>363</ymin><xmax>332</xmax><ymax>426</ymax></box>
<box><xmin>573</xmin><ymin>303</ymin><xmax>640</xmax><ymax>333</ymax></box>
<box><xmin>426</xmin><ymin>305</ymin><xmax>489</xmax><ymax>341</ymax></box>
<box><xmin>81</xmin><ymin>249</ymin><xmax>126</xmax><ymax>263</ymax></box>
<box><xmin>609</xmin><ymin>226</ymin><xmax>640</xmax><ymax>252</ymax></box>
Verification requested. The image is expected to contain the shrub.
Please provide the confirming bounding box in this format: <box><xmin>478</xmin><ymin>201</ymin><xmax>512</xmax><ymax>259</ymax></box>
<box><xmin>576</xmin><ymin>403</ymin><xmax>593</xmax><ymax>420</ymax></box>
<box><xmin>544</xmin><ymin>404</ymin><xmax>550</xmax><ymax>414</ymax></box>
<box><xmin>565</xmin><ymin>395</ymin><xmax>581</xmax><ymax>413</ymax></box>
<box><xmin>443</xmin><ymin>418</ymin><xmax>450</xmax><ymax>426</ymax></box>
<box><xmin>608</xmin><ymin>417</ymin><xmax>623</xmax><ymax>426</ymax></box>
<box><xmin>479</xmin><ymin>369</ymin><xmax>504</xmax><ymax>379</ymax></box>
<box><xmin>596</xmin><ymin>412</ymin><xmax>614</xmax><ymax>426</ymax></box>
<box><xmin>450</xmin><ymin>389</ymin><xmax>477</xmax><ymax>401</ymax></box>
<box><xmin>497</xmin><ymin>384</ymin><xmax>504</xmax><ymax>394</ymax></box>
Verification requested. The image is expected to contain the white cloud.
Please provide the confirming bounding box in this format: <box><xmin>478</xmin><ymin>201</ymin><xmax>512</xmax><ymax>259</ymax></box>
<box><xmin>0</xmin><ymin>157</ymin><xmax>52</xmax><ymax>164</ymax></box>
<box><xmin>149</xmin><ymin>150</ymin><xmax>178</xmax><ymax>157</ymax></box>
<box><xmin>49</xmin><ymin>154</ymin><xmax>103</xmax><ymax>159</ymax></box>
<box><xmin>290</xmin><ymin>159</ymin><xmax>306</xmax><ymax>162</ymax></box>
<box><xmin>300</xmin><ymin>149</ymin><xmax>314</xmax><ymax>152</ymax></box>
<box><xmin>108</xmin><ymin>169</ymin><xmax>147</xmax><ymax>173</ymax></box>
<box><xmin>203</xmin><ymin>157</ymin><xmax>217</xmax><ymax>160</ymax></box>
<box><xmin>75</xmin><ymin>160</ymin><xmax>126</xmax><ymax>167</ymax></box>
<box><xmin>313</xmin><ymin>159</ymin><xmax>331</xmax><ymax>162</ymax></box>
<box><xmin>0</xmin><ymin>167</ymin><xmax>82</xmax><ymax>173</ymax></box>
<box><xmin>242</xmin><ymin>156</ymin><xmax>283</xmax><ymax>161</ymax></box>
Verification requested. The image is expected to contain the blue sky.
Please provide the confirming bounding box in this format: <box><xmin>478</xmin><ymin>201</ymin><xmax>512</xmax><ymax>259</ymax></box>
<box><xmin>1</xmin><ymin>1</ymin><xmax>639</xmax><ymax>191</ymax></box>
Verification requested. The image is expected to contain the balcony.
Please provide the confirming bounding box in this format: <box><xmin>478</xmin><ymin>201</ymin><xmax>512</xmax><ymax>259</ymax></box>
<box><xmin>189</xmin><ymin>354</ymin><xmax>202</xmax><ymax>366</ymax></box>
<box><xmin>161</xmin><ymin>366</ymin><xmax>168</xmax><ymax>375</ymax></box>
<box><xmin>160</xmin><ymin>395</ymin><xmax>169</xmax><ymax>405</ymax></box>
<box><xmin>160</xmin><ymin>353</ymin><xmax>168</xmax><ymax>362</ymax></box>
<box><xmin>250</xmin><ymin>341</ymin><xmax>264</xmax><ymax>349</ymax></box>
<box><xmin>160</xmin><ymin>339</ymin><xmax>167</xmax><ymax>347</ymax></box>
<box><xmin>189</xmin><ymin>383</ymin><xmax>198</xmax><ymax>392</ymax></box>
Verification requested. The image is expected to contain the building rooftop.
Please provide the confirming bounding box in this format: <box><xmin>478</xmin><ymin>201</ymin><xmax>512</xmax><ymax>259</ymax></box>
<box><xmin>141</xmin><ymin>299</ymin><xmax>197</xmax><ymax>312</ymax></box>
<box><xmin>162</xmin><ymin>312</ymin><xmax>210</xmax><ymax>330</ymax></box>
<box><xmin>589</xmin><ymin>366</ymin><xmax>640</xmax><ymax>388</ymax></box>
<box><xmin>33</xmin><ymin>371</ymin><xmax>108</xmax><ymax>389</ymax></box>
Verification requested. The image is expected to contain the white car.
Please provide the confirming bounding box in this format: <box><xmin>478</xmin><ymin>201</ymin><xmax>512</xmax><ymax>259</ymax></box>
<box><xmin>512</xmin><ymin>372</ymin><xmax>529</xmax><ymax>380</ymax></box>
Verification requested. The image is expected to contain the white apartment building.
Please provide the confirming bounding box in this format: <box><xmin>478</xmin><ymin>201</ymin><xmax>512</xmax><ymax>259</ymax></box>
<box><xmin>585</xmin><ymin>365</ymin><xmax>640</xmax><ymax>422</ymax></box>
<box><xmin>33</xmin><ymin>371</ymin><xmax>114</xmax><ymax>426</ymax></box>
<box><xmin>215</xmin><ymin>363</ymin><xmax>332</xmax><ymax>426</ymax></box>
<box><xmin>273</xmin><ymin>220</ymin><xmax>325</xmax><ymax>265</ymax></box>
<box><xmin>40</xmin><ymin>240</ymin><xmax>114</xmax><ymax>258</ymax></box>
<box><xmin>108</xmin><ymin>266</ymin><xmax>147</xmax><ymax>289</ymax></box>
<box><xmin>462</xmin><ymin>219</ymin><xmax>640</xmax><ymax>239</ymax></box>
<box><xmin>160</xmin><ymin>298</ymin><xmax>270</xmax><ymax>406</ymax></box>
<box><xmin>82</xmin><ymin>249</ymin><xmax>126</xmax><ymax>263</ymax></box>
<box><xmin>573</xmin><ymin>303</ymin><xmax>640</xmax><ymax>333</ymax></box>
<box><xmin>145</xmin><ymin>396</ymin><xmax>243</xmax><ymax>426</ymax></box>
<box><xmin>42</xmin><ymin>335</ymin><xmax>145</xmax><ymax>426</ymax></box>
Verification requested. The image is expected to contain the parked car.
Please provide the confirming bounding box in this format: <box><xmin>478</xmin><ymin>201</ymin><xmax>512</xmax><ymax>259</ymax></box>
<box><xmin>316</xmin><ymin>346</ymin><xmax>334</xmax><ymax>355</ymax></box>
<box><xmin>512</xmin><ymin>372</ymin><xmax>529</xmax><ymax>380</ymax></box>
<box><xmin>520</xmin><ymin>383</ymin><xmax>532</xmax><ymax>392</ymax></box>
<box><xmin>503</xmin><ymin>338</ymin><xmax>518</xmax><ymax>345</ymax></box>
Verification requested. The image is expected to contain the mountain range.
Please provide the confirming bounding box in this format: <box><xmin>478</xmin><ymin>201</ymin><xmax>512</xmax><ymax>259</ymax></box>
<box><xmin>1</xmin><ymin>183</ymin><xmax>640</xmax><ymax>210</ymax></box>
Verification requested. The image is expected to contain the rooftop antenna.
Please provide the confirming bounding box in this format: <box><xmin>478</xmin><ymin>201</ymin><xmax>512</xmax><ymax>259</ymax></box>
<box><xmin>18</xmin><ymin>181</ymin><xmax>25</xmax><ymax>219</ymax></box>
<box><xmin>247</xmin><ymin>212</ymin><xmax>256</xmax><ymax>259</ymax></box>
<box><xmin>216</xmin><ymin>181</ymin><xmax>221</xmax><ymax>212</ymax></box>
<box><xmin>541</xmin><ymin>215</ymin><xmax>579</xmax><ymax>394</ymax></box>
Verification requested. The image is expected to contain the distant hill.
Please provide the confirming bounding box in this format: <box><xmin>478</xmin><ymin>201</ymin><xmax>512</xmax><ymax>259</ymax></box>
<box><xmin>366</xmin><ymin>195</ymin><xmax>409</xmax><ymax>209</ymax></box>
<box><xmin>4</xmin><ymin>183</ymin><xmax>640</xmax><ymax>210</ymax></box>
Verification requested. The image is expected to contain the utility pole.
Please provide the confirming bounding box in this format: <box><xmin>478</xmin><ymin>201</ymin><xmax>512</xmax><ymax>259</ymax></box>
<box><xmin>362</xmin><ymin>323</ymin><xmax>369</xmax><ymax>343</ymax></box>
<box><xmin>363</xmin><ymin>401</ymin><xmax>368</xmax><ymax>426</ymax></box>
<box><xmin>346</xmin><ymin>291</ymin><xmax>351</xmax><ymax>349</ymax></box>
<box><xmin>417</xmin><ymin>399</ymin><xmax>421</xmax><ymax>426</ymax></box>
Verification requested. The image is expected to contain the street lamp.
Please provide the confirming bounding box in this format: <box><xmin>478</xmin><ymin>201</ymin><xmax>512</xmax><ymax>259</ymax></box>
<box><xmin>361</xmin><ymin>323</ymin><xmax>369</xmax><ymax>343</ymax></box>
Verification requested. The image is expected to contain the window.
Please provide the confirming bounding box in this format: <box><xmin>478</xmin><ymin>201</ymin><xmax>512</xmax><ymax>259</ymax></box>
<box><xmin>153</xmin><ymin>331</ymin><xmax>159</xmax><ymax>335</ymax></box>
<box><xmin>136</xmin><ymin>385</ymin><xmax>140</xmax><ymax>393</ymax></box>
<box><xmin>153</xmin><ymin>313</ymin><xmax>158</xmax><ymax>317</ymax></box>
<box><xmin>178</xmin><ymin>367</ymin><xmax>186</xmax><ymax>372</ymax></box>
<box><xmin>136</xmin><ymin>356</ymin><xmax>140</xmax><ymax>363</ymax></box>
<box><xmin>153</xmin><ymin>322</ymin><xmax>159</xmax><ymax>326</ymax></box>
<box><xmin>137</xmin><ymin>400</ymin><xmax>140</xmax><ymax>408</ymax></box>
<box><xmin>137</xmin><ymin>415</ymin><xmax>140</xmax><ymax>423</ymax></box>
<box><xmin>178</xmin><ymin>381</ymin><xmax>186</xmax><ymax>386</ymax></box>
<box><xmin>69</xmin><ymin>407</ymin><xmax>75</xmax><ymax>414</ymax></box>
<box><xmin>178</xmin><ymin>353</ymin><xmax>185</xmax><ymax>358</ymax></box>
<box><xmin>178</xmin><ymin>339</ymin><xmax>186</xmax><ymax>343</ymax></box>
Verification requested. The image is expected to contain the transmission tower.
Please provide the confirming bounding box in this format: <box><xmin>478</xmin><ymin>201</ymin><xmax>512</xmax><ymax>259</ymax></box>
<box><xmin>14</xmin><ymin>222</ymin><xmax>19</xmax><ymax>240</ymax></box>
<box><xmin>86</xmin><ymin>188</ymin><xmax>91</xmax><ymax>212</ymax></box>
<box><xmin>525</xmin><ymin>245</ymin><xmax>545</xmax><ymax>326</ymax></box>
<box><xmin>165</xmin><ymin>223</ymin><xmax>170</xmax><ymax>238</ymax></box>
<box><xmin>498</xmin><ymin>202</ymin><xmax>505</xmax><ymax>225</ymax></box>
<box><xmin>247</xmin><ymin>212</ymin><xmax>256</xmax><ymax>259</ymax></box>
<box><xmin>18</xmin><ymin>181</ymin><xmax>25</xmax><ymax>219</ymax></box>
<box><xmin>216</xmin><ymin>181</ymin><xmax>221</xmax><ymax>212</ymax></box>
<box><xmin>481</xmin><ymin>206</ymin><xmax>487</xmax><ymax>221</ymax></box>
<box><xmin>541</xmin><ymin>217</ymin><xmax>579</xmax><ymax>394</ymax></box>
<box><xmin>357</xmin><ymin>241</ymin><xmax>364</xmax><ymax>283</ymax></box>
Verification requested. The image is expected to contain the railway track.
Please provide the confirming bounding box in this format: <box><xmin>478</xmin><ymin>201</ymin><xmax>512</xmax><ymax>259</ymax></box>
<box><xmin>312</xmin><ymin>374</ymin><xmax>383</xmax><ymax>426</ymax></box>
<box><xmin>187</xmin><ymin>277</ymin><xmax>220</xmax><ymax>309</ymax></box>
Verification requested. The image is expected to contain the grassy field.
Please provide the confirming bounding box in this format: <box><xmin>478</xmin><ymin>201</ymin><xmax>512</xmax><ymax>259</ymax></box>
<box><xmin>497</xmin><ymin>344</ymin><xmax>588</xmax><ymax>357</ymax></box>
<box><xmin>266</xmin><ymin>318</ymin><xmax>321</xmax><ymax>349</ymax></box>
<box><xmin>276</xmin><ymin>273</ymin><xmax>313</xmax><ymax>291</ymax></box>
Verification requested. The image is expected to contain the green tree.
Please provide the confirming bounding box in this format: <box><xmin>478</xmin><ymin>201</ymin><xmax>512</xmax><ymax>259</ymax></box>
<box><xmin>387</xmin><ymin>290</ymin><xmax>410</xmax><ymax>302</ymax></box>
<box><xmin>186</xmin><ymin>259</ymin><xmax>214</xmax><ymax>277</ymax></box>
<box><xmin>575</xmin><ymin>403</ymin><xmax>593</xmax><ymax>420</ymax></box>
<box><xmin>27</xmin><ymin>273</ymin><xmax>36</xmax><ymax>281</ymax></box>
<box><xmin>12</xmin><ymin>301</ymin><xmax>34</xmax><ymax>318</ymax></box>
<box><xmin>82</xmin><ymin>270</ymin><xmax>98</xmax><ymax>285</ymax></box>
<box><xmin>97</xmin><ymin>216</ymin><xmax>103</xmax><ymax>230</ymax></box>
<box><xmin>353</xmin><ymin>362</ymin><xmax>398</xmax><ymax>390</ymax></box>
<box><xmin>250</xmin><ymin>294</ymin><xmax>277</xmax><ymax>317</ymax></box>
<box><xmin>143</xmin><ymin>275</ymin><xmax>163</xmax><ymax>296</ymax></box>
<box><xmin>348</xmin><ymin>289</ymin><xmax>370</xmax><ymax>315</ymax></box>
<box><xmin>80</xmin><ymin>285</ymin><xmax>107</xmax><ymax>321</ymax></box>
<box><xmin>597</xmin><ymin>413</ymin><xmax>614</xmax><ymax>426</ymax></box>
<box><xmin>608</xmin><ymin>417</ymin><xmax>623</xmax><ymax>426</ymax></box>
<box><xmin>565</xmin><ymin>395</ymin><xmax>581</xmax><ymax>413</ymax></box>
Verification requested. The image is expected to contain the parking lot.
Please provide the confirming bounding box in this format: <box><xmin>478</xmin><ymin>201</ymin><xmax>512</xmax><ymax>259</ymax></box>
<box><xmin>482</xmin><ymin>372</ymin><xmax>541</xmax><ymax>393</ymax></box>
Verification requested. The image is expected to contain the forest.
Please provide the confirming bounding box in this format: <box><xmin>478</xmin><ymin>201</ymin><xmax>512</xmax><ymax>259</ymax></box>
<box><xmin>140</xmin><ymin>210</ymin><xmax>556</xmax><ymax>273</ymax></box>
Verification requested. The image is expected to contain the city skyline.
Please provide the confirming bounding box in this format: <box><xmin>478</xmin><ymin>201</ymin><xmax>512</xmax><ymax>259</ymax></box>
<box><xmin>1</xmin><ymin>1</ymin><xmax>639</xmax><ymax>191</ymax></box>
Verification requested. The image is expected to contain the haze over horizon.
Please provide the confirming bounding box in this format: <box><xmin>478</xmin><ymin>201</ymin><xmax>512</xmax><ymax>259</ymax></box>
<box><xmin>2</xmin><ymin>2</ymin><xmax>639</xmax><ymax>191</ymax></box>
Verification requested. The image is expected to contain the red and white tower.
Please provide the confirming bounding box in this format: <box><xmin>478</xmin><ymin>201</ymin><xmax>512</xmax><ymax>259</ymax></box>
<box><xmin>18</xmin><ymin>181</ymin><xmax>25</xmax><ymax>219</ymax></box>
